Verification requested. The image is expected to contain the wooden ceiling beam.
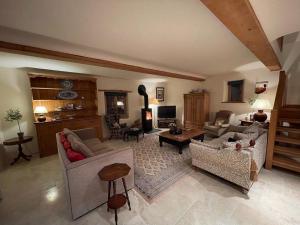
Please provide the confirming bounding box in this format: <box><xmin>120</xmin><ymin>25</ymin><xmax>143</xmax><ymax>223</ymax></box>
<box><xmin>0</xmin><ymin>41</ymin><xmax>205</xmax><ymax>81</ymax></box>
<box><xmin>200</xmin><ymin>0</ymin><xmax>281</xmax><ymax>71</ymax></box>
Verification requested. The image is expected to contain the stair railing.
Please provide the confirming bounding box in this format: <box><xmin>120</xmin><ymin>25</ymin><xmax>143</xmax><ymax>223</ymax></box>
<box><xmin>265</xmin><ymin>71</ymin><xmax>287</xmax><ymax>169</ymax></box>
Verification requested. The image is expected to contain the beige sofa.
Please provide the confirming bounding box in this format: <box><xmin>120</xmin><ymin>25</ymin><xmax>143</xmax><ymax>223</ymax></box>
<box><xmin>56</xmin><ymin>128</ymin><xmax>134</xmax><ymax>219</ymax></box>
<box><xmin>190</xmin><ymin>126</ymin><xmax>267</xmax><ymax>191</ymax></box>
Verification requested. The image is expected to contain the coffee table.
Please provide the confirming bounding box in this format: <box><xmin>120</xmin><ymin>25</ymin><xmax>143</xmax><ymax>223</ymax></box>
<box><xmin>159</xmin><ymin>129</ymin><xmax>205</xmax><ymax>154</ymax></box>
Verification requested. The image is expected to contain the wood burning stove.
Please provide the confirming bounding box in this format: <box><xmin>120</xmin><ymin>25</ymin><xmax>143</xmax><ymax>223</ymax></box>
<box><xmin>138</xmin><ymin>85</ymin><xmax>153</xmax><ymax>132</ymax></box>
<box><xmin>141</xmin><ymin>108</ymin><xmax>152</xmax><ymax>132</ymax></box>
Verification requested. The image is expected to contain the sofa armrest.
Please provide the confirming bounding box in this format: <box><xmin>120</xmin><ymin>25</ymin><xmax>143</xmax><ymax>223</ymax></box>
<box><xmin>73</xmin><ymin>128</ymin><xmax>97</xmax><ymax>141</ymax></box>
<box><xmin>66</xmin><ymin>147</ymin><xmax>132</xmax><ymax>170</ymax></box>
<box><xmin>249</xmin><ymin>132</ymin><xmax>268</xmax><ymax>172</ymax></box>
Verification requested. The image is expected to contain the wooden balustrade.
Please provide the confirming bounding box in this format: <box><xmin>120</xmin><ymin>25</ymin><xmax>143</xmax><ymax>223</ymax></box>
<box><xmin>265</xmin><ymin>109</ymin><xmax>279</xmax><ymax>169</ymax></box>
<box><xmin>265</xmin><ymin>70</ymin><xmax>286</xmax><ymax>169</ymax></box>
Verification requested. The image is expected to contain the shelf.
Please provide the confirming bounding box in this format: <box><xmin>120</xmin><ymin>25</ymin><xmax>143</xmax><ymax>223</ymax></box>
<box><xmin>31</xmin><ymin>87</ymin><xmax>93</xmax><ymax>91</ymax></box>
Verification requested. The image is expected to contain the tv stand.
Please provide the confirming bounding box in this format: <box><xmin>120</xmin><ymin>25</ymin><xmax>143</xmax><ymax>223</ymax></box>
<box><xmin>157</xmin><ymin>118</ymin><xmax>177</xmax><ymax>128</ymax></box>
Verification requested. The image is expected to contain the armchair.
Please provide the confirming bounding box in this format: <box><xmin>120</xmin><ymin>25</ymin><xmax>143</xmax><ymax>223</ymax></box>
<box><xmin>105</xmin><ymin>114</ymin><xmax>129</xmax><ymax>139</ymax></box>
<box><xmin>203</xmin><ymin>110</ymin><xmax>232</xmax><ymax>137</ymax></box>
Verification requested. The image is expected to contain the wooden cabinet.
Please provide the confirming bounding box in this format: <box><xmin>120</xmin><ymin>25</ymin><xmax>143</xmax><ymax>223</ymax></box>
<box><xmin>29</xmin><ymin>74</ymin><xmax>102</xmax><ymax>157</ymax></box>
<box><xmin>184</xmin><ymin>92</ymin><xmax>209</xmax><ymax>129</ymax></box>
<box><xmin>35</xmin><ymin>116</ymin><xmax>102</xmax><ymax>157</ymax></box>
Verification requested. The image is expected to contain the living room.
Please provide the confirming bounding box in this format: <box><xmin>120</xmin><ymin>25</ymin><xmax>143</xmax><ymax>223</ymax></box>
<box><xmin>0</xmin><ymin>1</ymin><xmax>300</xmax><ymax>225</ymax></box>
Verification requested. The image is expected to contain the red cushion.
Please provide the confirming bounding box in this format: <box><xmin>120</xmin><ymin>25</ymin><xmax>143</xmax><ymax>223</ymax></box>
<box><xmin>66</xmin><ymin>148</ymin><xmax>86</xmax><ymax>162</ymax></box>
<box><xmin>63</xmin><ymin>141</ymin><xmax>71</xmax><ymax>149</ymax></box>
<box><xmin>60</xmin><ymin>132</ymin><xmax>67</xmax><ymax>144</ymax></box>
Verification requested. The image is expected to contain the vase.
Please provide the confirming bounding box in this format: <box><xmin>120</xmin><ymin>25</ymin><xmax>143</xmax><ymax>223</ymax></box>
<box><xmin>17</xmin><ymin>132</ymin><xmax>24</xmax><ymax>140</ymax></box>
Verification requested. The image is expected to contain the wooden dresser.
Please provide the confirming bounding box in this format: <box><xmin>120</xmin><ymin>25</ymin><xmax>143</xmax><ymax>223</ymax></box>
<box><xmin>29</xmin><ymin>74</ymin><xmax>102</xmax><ymax>157</ymax></box>
<box><xmin>184</xmin><ymin>92</ymin><xmax>209</xmax><ymax>129</ymax></box>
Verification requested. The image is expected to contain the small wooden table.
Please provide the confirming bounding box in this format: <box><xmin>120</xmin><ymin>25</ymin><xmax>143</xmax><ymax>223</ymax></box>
<box><xmin>159</xmin><ymin>129</ymin><xmax>205</xmax><ymax>154</ymax></box>
<box><xmin>98</xmin><ymin>163</ymin><xmax>131</xmax><ymax>225</ymax></box>
<box><xmin>3</xmin><ymin>136</ymin><xmax>33</xmax><ymax>165</ymax></box>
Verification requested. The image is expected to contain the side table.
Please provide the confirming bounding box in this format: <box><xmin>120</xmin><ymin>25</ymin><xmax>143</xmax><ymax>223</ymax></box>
<box><xmin>98</xmin><ymin>163</ymin><xmax>131</xmax><ymax>225</ymax></box>
<box><xmin>3</xmin><ymin>136</ymin><xmax>33</xmax><ymax>165</ymax></box>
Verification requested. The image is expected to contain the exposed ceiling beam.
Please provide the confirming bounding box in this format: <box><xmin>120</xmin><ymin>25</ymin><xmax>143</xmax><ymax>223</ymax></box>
<box><xmin>200</xmin><ymin>0</ymin><xmax>281</xmax><ymax>71</ymax></box>
<box><xmin>0</xmin><ymin>41</ymin><xmax>205</xmax><ymax>81</ymax></box>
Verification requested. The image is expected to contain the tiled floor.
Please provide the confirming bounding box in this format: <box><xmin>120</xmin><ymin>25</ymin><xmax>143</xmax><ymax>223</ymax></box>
<box><xmin>0</xmin><ymin>140</ymin><xmax>300</xmax><ymax>225</ymax></box>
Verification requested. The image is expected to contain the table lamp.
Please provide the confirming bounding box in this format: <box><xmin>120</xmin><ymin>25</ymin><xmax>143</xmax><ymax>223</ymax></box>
<box><xmin>251</xmin><ymin>99</ymin><xmax>271</xmax><ymax>122</ymax></box>
<box><xmin>34</xmin><ymin>106</ymin><xmax>48</xmax><ymax>122</ymax></box>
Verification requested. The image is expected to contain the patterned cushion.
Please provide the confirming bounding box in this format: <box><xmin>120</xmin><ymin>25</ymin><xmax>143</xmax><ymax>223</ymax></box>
<box><xmin>191</xmin><ymin>139</ymin><xmax>222</xmax><ymax>150</ymax></box>
<box><xmin>222</xmin><ymin>139</ymin><xmax>251</xmax><ymax>149</ymax></box>
<box><xmin>243</xmin><ymin>123</ymin><xmax>260</xmax><ymax>140</ymax></box>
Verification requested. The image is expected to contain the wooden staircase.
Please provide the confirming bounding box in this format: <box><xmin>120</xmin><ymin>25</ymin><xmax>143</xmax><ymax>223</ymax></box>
<box><xmin>265</xmin><ymin>71</ymin><xmax>300</xmax><ymax>173</ymax></box>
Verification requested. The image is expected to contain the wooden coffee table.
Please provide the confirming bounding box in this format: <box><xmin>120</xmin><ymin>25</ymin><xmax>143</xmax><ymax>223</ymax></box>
<box><xmin>159</xmin><ymin>129</ymin><xmax>205</xmax><ymax>154</ymax></box>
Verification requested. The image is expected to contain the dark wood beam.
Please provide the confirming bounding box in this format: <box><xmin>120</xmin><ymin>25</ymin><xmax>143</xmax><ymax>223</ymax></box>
<box><xmin>200</xmin><ymin>0</ymin><xmax>281</xmax><ymax>71</ymax></box>
<box><xmin>0</xmin><ymin>41</ymin><xmax>205</xmax><ymax>81</ymax></box>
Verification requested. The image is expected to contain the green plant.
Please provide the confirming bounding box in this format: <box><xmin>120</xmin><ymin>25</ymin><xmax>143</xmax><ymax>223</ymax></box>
<box><xmin>4</xmin><ymin>108</ymin><xmax>23</xmax><ymax>133</ymax></box>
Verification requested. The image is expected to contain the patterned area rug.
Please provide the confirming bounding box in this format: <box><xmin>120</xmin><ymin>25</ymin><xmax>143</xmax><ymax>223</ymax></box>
<box><xmin>130</xmin><ymin>134</ymin><xmax>192</xmax><ymax>199</ymax></box>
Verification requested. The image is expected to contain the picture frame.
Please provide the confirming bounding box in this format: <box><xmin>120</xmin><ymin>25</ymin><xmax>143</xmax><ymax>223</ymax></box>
<box><xmin>156</xmin><ymin>87</ymin><xmax>164</xmax><ymax>102</ymax></box>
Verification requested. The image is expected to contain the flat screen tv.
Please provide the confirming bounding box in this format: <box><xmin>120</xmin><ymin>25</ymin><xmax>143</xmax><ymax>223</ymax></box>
<box><xmin>158</xmin><ymin>106</ymin><xmax>176</xmax><ymax>118</ymax></box>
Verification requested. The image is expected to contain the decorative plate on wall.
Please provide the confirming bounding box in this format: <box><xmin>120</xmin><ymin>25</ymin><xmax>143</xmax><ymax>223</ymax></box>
<box><xmin>57</xmin><ymin>90</ymin><xmax>78</xmax><ymax>100</ymax></box>
<box><xmin>61</xmin><ymin>80</ymin><xmax>74</xmax><ymax>90</ymax></box>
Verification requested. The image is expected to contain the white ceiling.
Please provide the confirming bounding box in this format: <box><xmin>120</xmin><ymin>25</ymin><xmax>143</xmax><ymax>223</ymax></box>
<box><xmin>250</xmin><ymin>0</ymin><xmax>300</xmax><ymax>42</ymax></box>
<box><xmin>0</xmin><ymin>0</ymin><xmax>299</xmax><ymax>78</ymax></box>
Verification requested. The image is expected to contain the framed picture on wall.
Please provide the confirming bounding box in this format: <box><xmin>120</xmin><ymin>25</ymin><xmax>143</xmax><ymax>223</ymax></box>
<box><xmin>156</xmin><ymin>87</ymin><xmax>164</xmax><ymax>102</ymax></box>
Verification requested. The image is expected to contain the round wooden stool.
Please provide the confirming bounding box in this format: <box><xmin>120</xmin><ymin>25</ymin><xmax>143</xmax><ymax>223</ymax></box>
<box><xmin>98</xmin><ymin>163</ymin><xmax>131</xmax><ymax>225</ymax></box>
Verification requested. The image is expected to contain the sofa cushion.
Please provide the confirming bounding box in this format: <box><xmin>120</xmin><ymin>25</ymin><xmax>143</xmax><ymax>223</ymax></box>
<box><xmin>243</xmin><ymin>123</ymin><xmax>261</xmax><ymax>140</ymax></box>
<box><xmin>83</xmin><ymin>138</ymin><xmax>114</xmax><ymax>154</ymax></box>
<box><xmin>227</xmin><ymin>125</ymin><xmax>248</xmax><ymax>133</ymax></box>
<box><xmin>191</xmin><ymin>139</ymin><xmax>222</xmax><ymax>150</ymax></box>
<box><xmin>66</xmin><ymin>148</ymin><xmax>86</xmax><ymax>162</ymax></box>
<box><xmin>223</xmin><ymin>139</ymin><xmax>251</xmax><ymax>149</ymax></box>
<box><xmin>69</xmin><ymin>136</ymin><xmax>94</xmax><ymax>157</ymax></box>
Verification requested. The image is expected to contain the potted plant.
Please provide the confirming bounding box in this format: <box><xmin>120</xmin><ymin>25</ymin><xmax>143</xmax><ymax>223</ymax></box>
<box><xmin>4</xmin><ymin>109</ymin><xmax>24</xmax><ymax>139</ymax></box>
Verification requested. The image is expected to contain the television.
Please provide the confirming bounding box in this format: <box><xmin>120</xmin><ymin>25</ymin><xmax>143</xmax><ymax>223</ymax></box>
<box><xmin>158</xmin><ymin>106</ymin><xmax>176</xmax><ymax>118</ymax></box>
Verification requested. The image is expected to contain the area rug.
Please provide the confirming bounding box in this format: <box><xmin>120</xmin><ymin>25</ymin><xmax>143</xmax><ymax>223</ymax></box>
<box><xmin>130</xmin><ymin>134</ymin><xmax>192</xmax><ymax>199</ymax></box>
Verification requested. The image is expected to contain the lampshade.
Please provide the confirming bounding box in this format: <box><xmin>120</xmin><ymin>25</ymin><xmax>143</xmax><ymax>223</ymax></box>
<box><xmin>34</xmin><ymin>106</ymin><xmax>48</xmax><ymax>114</ymax></box>
<box><xmin>116</xmin><ymin>101</ymin><xmax>124</xmax><ymax>106</ymax></box>
<box><xmin>251</xmin><ymin>99</ymin><xmax>271</xmax><ymax>110</ymax></box>
<box><xmin>150</xmin><ymin>98</ymin><xmax>159</xmax><ymax>105</ymax></box>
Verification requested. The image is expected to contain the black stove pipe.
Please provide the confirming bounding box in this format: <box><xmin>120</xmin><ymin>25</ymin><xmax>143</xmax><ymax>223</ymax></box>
<box><xmin>138</xmin><ymin>85</ymin><xmax>149</xmax><ymax>109</ymax></box>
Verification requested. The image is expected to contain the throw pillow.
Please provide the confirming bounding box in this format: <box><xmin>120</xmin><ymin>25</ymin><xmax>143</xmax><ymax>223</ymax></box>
<box><xmin>60</xmin><ymin>132</ymin><xmax>67</xmax><ymax>144</ymax></box>
<box><xmin>222</xmin><ymin>139</ymin><xmax>251</xmax><ymax>149</ymax></box>
<box><xmin>243</xmin><ymin>123</ymin><xmax>260</xmax><ymax>140</ymax></box>
<box><xmin>227</xmin><ymin>125</ymin><xmax>248</xmax><ymax>133</ymax></box>
<box><xmin>71</xmin><ymin>140</ymin><xmax>94</xmax><ymax>157</ymax></box>
<box><xmin>63</xmin><ymin>128</ymin><xmax>81</xmax><ymax>141</ymax></box>
<box><xmin>66</xmin><ymin>148</ymin><xmax>86</xmax><ymax>162</ymax></box>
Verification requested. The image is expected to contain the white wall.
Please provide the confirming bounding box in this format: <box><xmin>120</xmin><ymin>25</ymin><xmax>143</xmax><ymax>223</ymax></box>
<box><xmin>0</xmin><ymin>68</ymin><xmax>38</xmax><ymax>155</ymax></box>
<box><xmin>165</xmin><ymin>78</ymin><xmax>202</xmax><ymax>125</ymax></box>
<box><xmin>282</xmin><ymin>32</ymin><xmax>300</xmax><ymax>105</ymax></box>
<box><xmin>202</xmin><ymin>68</ymin><xmax>279</xmax><ymax>124</ymax></box>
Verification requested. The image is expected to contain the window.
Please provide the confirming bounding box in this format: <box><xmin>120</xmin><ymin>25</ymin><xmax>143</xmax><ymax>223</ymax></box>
<box><xmin>227</xmin><ymin>80</ymin><xmax>244</xmax><ymax>102</ymax></box>
<box><xmin>104</xmin><ymin>92</ymin><xmax>128</xmax><ymax>118</ymax></box>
